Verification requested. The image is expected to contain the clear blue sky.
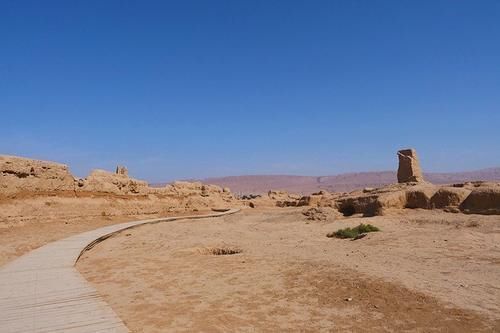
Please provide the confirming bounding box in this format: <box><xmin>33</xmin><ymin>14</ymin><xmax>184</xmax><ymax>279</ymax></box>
<box><xmin>1</xmin><ymin>1</ymin><xmax>499</xmax><ymax>181</ymax></box>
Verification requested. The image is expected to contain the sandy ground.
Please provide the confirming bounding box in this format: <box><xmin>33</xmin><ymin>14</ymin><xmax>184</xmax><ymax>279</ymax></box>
<box><xmin>0</xmin><ymin>209</ymin><xmax>213</xmax><ymax>267</ymax></box>
<box><xmin>77</xmin><ymin>208</ymin><xmax>500</xmax><ymax>332</ymax></box>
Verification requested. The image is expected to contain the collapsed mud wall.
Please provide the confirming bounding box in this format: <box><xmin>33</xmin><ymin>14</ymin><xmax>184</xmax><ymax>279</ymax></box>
<box><xmin>302</xmin><ymin>182</ymin><xmax>500</xmax><ymax>216</ymax></box>
<box><xmin>0</xmin><ymin>155</ymin><xmax>236</xmax><ymax>225</ymax></box>
<box><xmin>0</xmin><ymin>155</ymin><xmax>76</xmax><ymax>195</ymax></box>
<box><xmin>255</xmin><ymin>148</ymin><xmax>500</xmax><ymax>216</ymax></box>
<box><xmin>0</xmin><ymin>155</ymin><xmax>233</xmax><ymax>199</ymax></box>
<box><xmin>2</xmin><ymin>154</ymin><xmax>499</xmax><ymax>218</ymax></box>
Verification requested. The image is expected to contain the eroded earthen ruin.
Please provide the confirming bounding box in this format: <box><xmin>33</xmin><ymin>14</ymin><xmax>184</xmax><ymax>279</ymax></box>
<box><xmin>1</xmin><ymin>150</ymin><xmax>499</xmax><ymax>223</ymax></box>
<box><xmin>397</xmin><ymin>148</ymin><xmax>424</xmax><ymax>183</ymax></box>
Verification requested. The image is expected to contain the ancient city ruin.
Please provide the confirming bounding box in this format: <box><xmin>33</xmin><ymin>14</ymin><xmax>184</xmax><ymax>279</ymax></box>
<box><xmin>1</xmin><ymin>150</ymin><xmax>499</xmax><ymax>332</ymax></box>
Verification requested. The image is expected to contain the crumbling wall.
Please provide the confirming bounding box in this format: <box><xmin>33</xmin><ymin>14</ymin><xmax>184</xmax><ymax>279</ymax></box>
<box><xmin>78</xmin><ymin>169</ymin><xmax>149</xmax><ymax>195</ymax></box>
<box><xmin>0</xmin><ymin>155</ymin><xmax>75</xmax><ymax>195</ymax></box>
<box><xmin>0</xmin><ymin>155</ymin><xmax>235</xmax><ymax>209</ymax></box>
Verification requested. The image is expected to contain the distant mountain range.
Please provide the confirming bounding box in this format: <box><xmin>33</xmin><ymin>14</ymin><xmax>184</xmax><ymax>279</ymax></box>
<box><xmin>176</xmin><ymin>167</ymin><xmax>500</xmax><ymax>194</ymax></box>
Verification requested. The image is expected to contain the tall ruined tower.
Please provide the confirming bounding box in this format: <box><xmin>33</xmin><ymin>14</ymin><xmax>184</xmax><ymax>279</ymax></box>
<box><xmin>397</xmin><ymin>149</ymin><xmax>424</xmax><ymax>183</ymax></box>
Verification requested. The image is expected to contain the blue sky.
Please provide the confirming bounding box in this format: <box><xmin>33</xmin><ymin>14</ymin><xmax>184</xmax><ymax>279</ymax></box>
<box><xmin>1</xmin><ymin>1</ymin><xmax>499</xmax><ymax>181</ymax></box>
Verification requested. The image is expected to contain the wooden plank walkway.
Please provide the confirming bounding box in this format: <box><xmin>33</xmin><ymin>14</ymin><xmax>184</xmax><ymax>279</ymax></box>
<box><xmin>0</xmin><ymin>209</ymin><xmax>239</xmax><ymax>333</ymax></box>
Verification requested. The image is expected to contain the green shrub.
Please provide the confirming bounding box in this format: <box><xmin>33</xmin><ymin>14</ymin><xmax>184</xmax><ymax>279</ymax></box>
<box><xmin>327</xmin><ymin>223</ymin><xmax>380</xmax><ymax>239</ymax></box>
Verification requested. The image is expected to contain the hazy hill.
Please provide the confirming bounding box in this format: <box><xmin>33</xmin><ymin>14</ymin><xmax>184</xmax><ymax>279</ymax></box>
<box><xmin>192</xmin><ymin>168</ymin><xmax>500</xmax><ymax>194</ymax></box>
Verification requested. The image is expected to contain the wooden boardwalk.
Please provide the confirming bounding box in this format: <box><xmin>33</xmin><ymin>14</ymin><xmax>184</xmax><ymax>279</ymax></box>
<box><xmin>0</xmin><ymin>209</ymin><xmax>239</xmax><ymax>333</ymax></box>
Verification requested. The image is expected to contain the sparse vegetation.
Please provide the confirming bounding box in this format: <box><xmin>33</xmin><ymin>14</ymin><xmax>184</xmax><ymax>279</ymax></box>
<box><xmin>200</xmin><ymin>246</ymin><xmax>242</xmax><ymax>255</ymax></box>
<box><xmin>327</xmin><ymin>223</ymin><xmax>380</xmax><ymax>239</ymax></box>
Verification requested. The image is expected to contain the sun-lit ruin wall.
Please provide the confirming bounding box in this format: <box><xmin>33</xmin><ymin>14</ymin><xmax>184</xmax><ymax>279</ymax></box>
<box><xmin>0</xmin><ymin>155</ymin><xmax>236</xmax><ymax>224</ymax></box>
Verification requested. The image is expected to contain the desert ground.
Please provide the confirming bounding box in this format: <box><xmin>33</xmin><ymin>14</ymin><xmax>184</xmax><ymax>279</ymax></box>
<box><xmin>2</xmin><ymin>153</ymin><xmax>500</xmax><ymax>332</ymax></box>
<box><xmin>77</xmin><ymin>208</ymin><xmax>500</xmax><ymax>332</ymax></box>
<box><xmin>0</xmin><ymin>204</ymin><xmax>214</xmax><ymax>267</ymax></box>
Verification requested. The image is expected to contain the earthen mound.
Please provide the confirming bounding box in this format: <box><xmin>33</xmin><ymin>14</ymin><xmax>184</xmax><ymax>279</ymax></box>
<box><xmin>460</xmin><ymin>185</ymin><xmax>500</xmax><ymax>215</ymax></box>
<box><xmin>0</xmin><ymin>155</ymin><xmax>75</xmax><ymax>195</ymax></box>
<box><xmin>79</xmin><ymin>169</ymin><xmax>149</xmax><ymax>195</ymax></box>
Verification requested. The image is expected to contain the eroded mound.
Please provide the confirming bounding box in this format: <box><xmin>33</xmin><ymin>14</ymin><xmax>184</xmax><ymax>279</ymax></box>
<box><xmin>265</xmin><ymin>182</ymin><xmax>500</xmax><ymax>216</ymax></box>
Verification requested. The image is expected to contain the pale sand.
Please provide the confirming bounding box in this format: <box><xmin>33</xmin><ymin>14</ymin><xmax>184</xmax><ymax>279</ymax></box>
<box><xmin>77</xmin><ymin>208</ymin><xmax>500</xmax><ymax>332</ymax></box>
<box><xmin>0</xmin><ymin>207</ymin><xmax>214</xmax><ymax>267</ymax></box>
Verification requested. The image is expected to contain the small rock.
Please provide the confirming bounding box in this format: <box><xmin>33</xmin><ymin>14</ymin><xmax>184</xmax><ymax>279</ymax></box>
<box><xmin>444</xmin><ymin>207</ymin><xmax>460</xmax><ymax>214</ymax></box>
<box><xmin>302</xmin><ymin>207</ymin><xmax>328</xmax><ymax>221</ymax></box>
<box><xmin>345</xmin><ymin>297</ymin><xmax>353</xmax><ymax>302</ymax></box>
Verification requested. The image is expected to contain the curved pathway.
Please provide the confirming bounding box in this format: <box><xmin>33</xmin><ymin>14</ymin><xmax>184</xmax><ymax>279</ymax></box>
<box><xmin>0</xmin><ymin>209</ymin><xmax>239</xmax><ymax>333</ymax></box>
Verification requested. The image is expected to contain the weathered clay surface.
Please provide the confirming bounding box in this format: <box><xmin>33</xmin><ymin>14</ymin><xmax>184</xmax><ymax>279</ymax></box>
<box><xmin>460</xmin><ymin>184</ymin><xmax>500</xmax><ymax>215</ymax></box>
<box><xmin>430</xmin><ymin>187</ymin><xmax>472</xmax><ymax>209</ymax></box>
<box><xmin>79</xmin><ymin>169</ymin><xmax>150</xmax><ymax>195</ymax></box>
<box><xmin>0</xmin><ymin>155</ymin><xmax>238</xmax><ymax>226</ymax></box>
<box><xmin>0</xmin><ymin>155</ymin><xmax>75</xmax><ymax>195</ymax></box>
<box><xmin>2</xmin><ymin>154</ymin><xmax>499</xmax><ymax>217</ymax></box>
<box><xmin>405</xmin><ymin>184</ymin><xmax>438</xmax><ymax>209</ymax></box>
<box><xmin>282</xmin><ymin>182</ymin><xmax>500</xmax><ymax>216</ymax></box>
<box><xmin>397</xmin><ymin>149</ymin><xmax>424</xmax><ymax>183</ymax></box>
<box><xmin>0</xmin><ymin>154</ymin><xmax>233</xmax><ymax>199</ymax></box>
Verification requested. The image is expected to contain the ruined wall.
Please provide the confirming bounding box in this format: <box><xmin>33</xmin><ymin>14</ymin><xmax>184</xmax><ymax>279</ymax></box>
<box><xmin>0</xmin><ymin>155</ymin><xmax>234</xmax><ymax>199</ymax></box>
<box><xmin>0</xmin><ymin>155</ymin><xmax>75</xmax><ymax>195</ymax></box>
<box><xmin>0</xmin><ymin>155</ymin><xmax>236</xmax><ymax>224</ymax></box>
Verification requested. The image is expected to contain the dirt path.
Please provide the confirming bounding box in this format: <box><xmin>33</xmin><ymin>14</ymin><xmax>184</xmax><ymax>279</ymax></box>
<box><xmin>77</xmin><ymin>208</ymin><xmax>500</xmax><ymax>332</ymax></box>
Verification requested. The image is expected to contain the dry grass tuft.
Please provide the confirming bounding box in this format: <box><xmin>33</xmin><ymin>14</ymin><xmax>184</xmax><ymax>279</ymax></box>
<box><xmin>199</xmin><ymin>246</ymin><xmax>242</xmax><ymax>256</ymax></box>
<box><xmin>327</xmin><ymin>223</ymin><xmax>380</xmax><ymax>239</ymax></box>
